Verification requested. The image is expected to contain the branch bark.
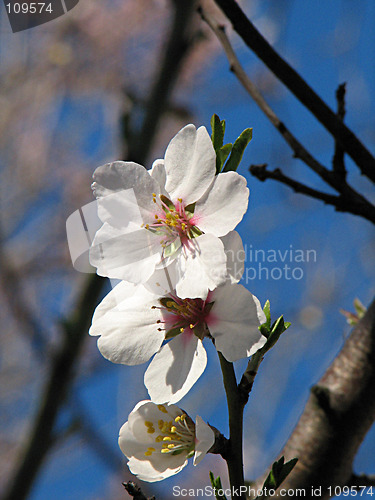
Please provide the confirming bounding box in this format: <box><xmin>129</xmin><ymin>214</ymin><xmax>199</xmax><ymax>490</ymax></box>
<box><xmin>212</xmin><ymin>0</ymin><xmax>375</xmax><ymax>183</ymax></box>
<box><xmin>251</xmin><ymin>298</ymin><xmax>375</xmax><ymax>499</ymax></box>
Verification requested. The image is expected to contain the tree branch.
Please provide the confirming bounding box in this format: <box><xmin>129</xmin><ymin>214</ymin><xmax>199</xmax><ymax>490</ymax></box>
<box><xmin>199</xmin><ymin>6</ymin><xmax>375</xmax><ymax>225</ymax></box>
<box><xmin>124</xmin><ymin>0</ymin><xmax>197</xmax><ymax>162</ymax></box>
<box><xmin>250</xmin><ymin>164</ymin><xmax>375</xmax><ymax>224</ymax></box>
<box><xmin>333</xmin><ymin>83</ymin><xmax>347</xmax><ymax>178</ymax></box>
<box><xmin>123</xmin><ymin>481</ymin><xmax>155</xmax><ymax>500</ymax></box>
<box><xmin>212</xmin><ymin>0</ymin><xmax>375</xmax><ymax>183</ymax></box>
<box><xmin>218</xmin><ymin>352</ymin><xmax>246</xmax><ymax>499</ymax></box>
<box><xmin>251</xmin><ymin>298</ymin><xmax>375</xmax><ymax>499</ymax></box>
<box><xmin>1</xmin><ymin>273</ymin><xmax>105</xmax><ymax>500</ymax></box>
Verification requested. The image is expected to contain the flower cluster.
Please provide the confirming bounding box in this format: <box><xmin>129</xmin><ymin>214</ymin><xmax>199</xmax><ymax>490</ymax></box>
<box><xmin>89</xmin><ymin>123</ymin><xmax>267</xmax><ymax>481</ymax></box>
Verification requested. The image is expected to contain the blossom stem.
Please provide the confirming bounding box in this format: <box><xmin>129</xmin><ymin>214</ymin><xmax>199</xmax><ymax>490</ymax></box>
<box><xmin>218</xmin><ymin>352</ymin><xmax>246</xmax><ymax>499</ymax></box>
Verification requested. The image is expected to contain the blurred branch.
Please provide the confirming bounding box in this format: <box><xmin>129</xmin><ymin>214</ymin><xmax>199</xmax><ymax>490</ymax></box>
<box><xmin>0</xmin><ymin>223</ymin><xmax>49</xmax><ymax>355</ymax></box>
<box><xmin>2</xmin><ymin>2</ymin><xmax>198</xmax><ymax>499</ymax></box>
<box><xmin>124</xmin><ymin>0</ymin><xmax>198</xmax><ymax>161</ymax></box>
<box><xmin>199</xmin><ymin>6</ymin><xmax>375</xmax><ymax>225</ymax></box>
<box><xmin>250</xmin><ymin>298</ymin><xmax>375</xmax><ymax>499</ymax></box>
<box><xmin>348</xmin><ymin>474</ymin><xmax>375</xmax><ymax>487</ymax></box>
<box><xmin>212</xmin><ymin>0</ymin><xmax>375</xmax><ymax>183</ymax></box>
<box><xmin>333</xmin><ymin>83</ymin><xmax>347</xmax><ymax>178</ymax></box>
<box><xmin>250</xmin><ymin>164</ymin><xmax>375</xmax><ymax>223</ymax></box>
<box><xmin>123</xmin><ymin>481</ymin><xmax>155</xmax><ymax>500</ymax></box>
<box><xmin>1</xmin><ymin>273</ymin><xmax>105</xmax><ymax>500</ymax></box>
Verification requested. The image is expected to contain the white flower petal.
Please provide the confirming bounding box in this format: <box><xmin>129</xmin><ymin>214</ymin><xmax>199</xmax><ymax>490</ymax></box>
<box><xmin>89</xmin><ymin>282</ymin><xmax>164</xmax><ymax>365</ymax></box>
<box><xmin>176</xmin><ymin>234</ymin><xmax>227</xmax><ymax>299</ymax></box>
<box><xmin>164</xmin><ymin>125</ymin><xmax>216</xmax><ymax>204</ymax></box>
<box><xmin>150</xmin><ymin>159</ymin><xmax>167</xmax><ymax>193</ymax></box>
<box><xmin>145</xmin><ymin>334</ymin><xmax>207</xmax><ymax>404</ymax></box>
<box><xmin>193</xmin><ymin>416</ymin><xmax>215</xmax><ymax>466</ymax></box>
<box><xmin>89</xmin><ymin>222</ymin><xmax>161</xmax><ymax>282</ymax></box>
<box><xmin>92</xmin><ymin>161</ymin><xmax>161</xmax><ymax>224</ymax></box>
<box><xmin>127</xmin><ymin>456</ymin><xmax>187</xmax><ymax>483</ymax></box>
<box><xmin>221</xmin><ymin>230</ymin><xmax>245</xmax><ymax>283</ymax></box>
<box><xmin>193</xmin><ymin>171</ymin><xmax>249</xmax><ymax>237</ymax></box>
<box><xmin>128</xmin><ymin>401</ymin><xmax>180</xmax><ymax>443</ymax></box>
<box><xmin>207</xmin><ymin>283</ymin><xmax>266</xmax><ymax>362</ymax></box>
<box><xmin>144</xmin><ymin>262</ymin><xmax>177</xmax><ymax>296</ymax></box>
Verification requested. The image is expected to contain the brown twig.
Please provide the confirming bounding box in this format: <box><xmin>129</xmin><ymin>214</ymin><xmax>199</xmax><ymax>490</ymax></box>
<box><xmin>333</xmin><ymin>83</ymin><xmax>347</xmax><ymax>178</ymax></box>
<box><xmin>123</xmin><ymin>481</ymin><xmax>156</xmax><ymax>500</ymax></box>
<box><xmin>250</xmin><ymin>164</ymin><xmax>375</xmax><ymax>224</ymax></box>
<box><xmin>199</xmin><ymin>6</ymin><xmax>375</xmax><ymax>225</ymax></box>
<box><xmin>212</xmin><ymin>0</ymin><xmax>375</xmax><ymax>183</ymax></box>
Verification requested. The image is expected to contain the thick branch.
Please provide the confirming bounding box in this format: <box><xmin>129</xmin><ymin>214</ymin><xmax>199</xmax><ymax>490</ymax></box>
<box><xmin>250</xmin><ymin>164</ymin><xmax>375</xmax><ymax>225</ymax></box>
<box><xmin>253</xmin><ymin>298</ymin><xmax>375</xmax><ymax>499</ymax></box>
<box><xmin>212</xmin><ymin>0</ymin><xmax>375</xmax><ymax>183</ymax></box>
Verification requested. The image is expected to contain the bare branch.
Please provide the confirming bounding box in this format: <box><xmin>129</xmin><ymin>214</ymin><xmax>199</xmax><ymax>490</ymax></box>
<box><xmin>348</xmin><ymin>474</ymin><xmax>375</xmax><ymax>488</ymax></box>
<box><xmin>125</xmin><ymin>0</ymin><xmax>198</xmax><ymax>162</ymax></box>
<box><xmin>251</xmin><ymin>298</ymin><xmax>375</xmax><ymax>499</ymax></box>
<box><xmin>212</xmin><ymin>0</ymin><xmax>375</xmax><ymax>183</ymax></box>
<box><xmin>1</xmin><ymin>274</ymin><xmax>105</xmax><ymax>500</ymax></box>
<box><xmin>123</xmin><ymin>481</ymin><xmax>155</xmax><ymax>500</ymax></box>
<box><xmin>333</xmin><ymin>83</ymin><xmax>347</xmax><ymax>178</ymax></box>
<box><xmin>250</xmin><ymin>164</ymin><xmax>375</xmax><ymax>224</ymax></box>
<box><xmin>199</xmin><ymin>6</ymin><xmax>375</xmax><ymax>225</ymax></box>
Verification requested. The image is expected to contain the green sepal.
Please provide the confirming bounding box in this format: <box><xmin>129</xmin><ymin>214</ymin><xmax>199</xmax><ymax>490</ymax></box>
<box><xmin>259</xmin><ymin>300</ymin><xmax>271</xmax><ymax>338</ymax></box>
<box><xmin>159</xmin><ymin>194</ymin><xmax>175</xmax><ymax>211</ymax></box>
<box><xmin>165</xmin><ymin>327</ymin><xmax>182</xmax><ymax>340</ymax></box>
<box><xmin>210</xmin><ymin>114</ymin><xmax>225</xmax><ymax>151</ymax></box>
<box><xmin>163</xmin><ymin>240</ymin><xmax>180</xmax><ymax>258</ymax></box>
<box><xmin>256</xmin><ymin>457</ymin><xmax>298</xmax><ymax>498</ymax></box>
<box><xmin>172</xmin><ymin>449</ymin><xmax>185</xmax><ymax>456</ymax></box>
<box><xmin>209</xmin><ymin>471</ymin><xmax>227</xmax><ymax>500</ymax></box>
<box><xmin>159</xmin><ymin>297</ymin><xmax>177</xmax><ymax>309</ymax></box>
<box><xmin>185</xmin><ymin>202</ymin><xmax>196</xmax><ymax>215</ymax></box>
<box><xmin>217</xmin><ymin>143</ymin><xmax>232</xmax><ymax>173</ymax></box>
<box><xmin>189</xmin><ymin>226</ymin><xmax>203</xmax><ymax>237</ymax></box>
<box><xmin>222</xmin><ymin>128</ymin><xmax>253</xmax><ymax>172</ymax></box>
<box><xmin>263</xmin><ymin>315</ymin><xmax>290</xmax><ymax>353</ymax></box>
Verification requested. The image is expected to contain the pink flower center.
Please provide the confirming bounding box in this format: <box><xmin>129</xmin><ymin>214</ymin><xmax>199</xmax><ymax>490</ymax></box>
<box><xmin>143</xmin><ymin>194</ymin><xmax>202</xmax><ymax>254</ymax></box>
<box><xmin>153</xmin><ymin>293</ymin><xmax>214</xmax><ymax>340</ymax></box>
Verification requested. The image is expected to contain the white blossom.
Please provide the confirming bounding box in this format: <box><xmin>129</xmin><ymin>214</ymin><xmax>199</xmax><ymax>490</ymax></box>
<box><xmin>90</xmin><ymin>279</ymin><xmax>266</xmax><ymax>404</ymax></box>
<box><xmin>118</xmin><ymin>401</ymin><xmax>215</xmax><ymax>482</ymax></box>
<box><xmin>89</xmin><ymin>124</ymin><xmax>249</xmax><ymax>299</ymax></box>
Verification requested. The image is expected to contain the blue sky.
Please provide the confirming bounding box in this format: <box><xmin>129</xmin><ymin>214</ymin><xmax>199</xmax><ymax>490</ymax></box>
<box><xmin>2</xmin><ymin>1</ymin><xmax>374</xmax><ymax>499</ymax></box>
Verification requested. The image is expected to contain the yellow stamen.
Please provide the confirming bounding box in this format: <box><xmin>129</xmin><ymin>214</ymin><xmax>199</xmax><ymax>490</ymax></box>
<box><xmin>155</xmin><ymin>435</ymin><xmax>163</xmax><ymax>442</ymax></box>
<box><xmin>163</xmin><ymin>436</ymin><xmax>172</xmax><ymax>441</ymax></box>
<box><xmin>175</xmin><ymin>416</ymin><xmax>181</xmax><ymax>423</ymax></box>
<box><xmin>161</xmin><ymin>449</ymin><xmax>169</xmax><ymax>453</ymax></box>
<box><xmin>180</xmin><ymin>327</ymin><xmax>184</xmax><ymax>333</ymax></box>
<box><xmin>167</xmin><ymin>444</ymin><xmax>175</xmax><ymax>449</ymax></box>
<box><xmin>170</xmin><ymin>426</ymin><xmax>177</xmax><ymax>433</ymax></box>
<box><xmin>190</xmin><ymin>324</ymin><xmax>194</xmax><ymax>329</ymax></box>
<box><xmin>158</xmin><ymin>405</ymin><xmax>168</xmax><ymax>414</ymax></box>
